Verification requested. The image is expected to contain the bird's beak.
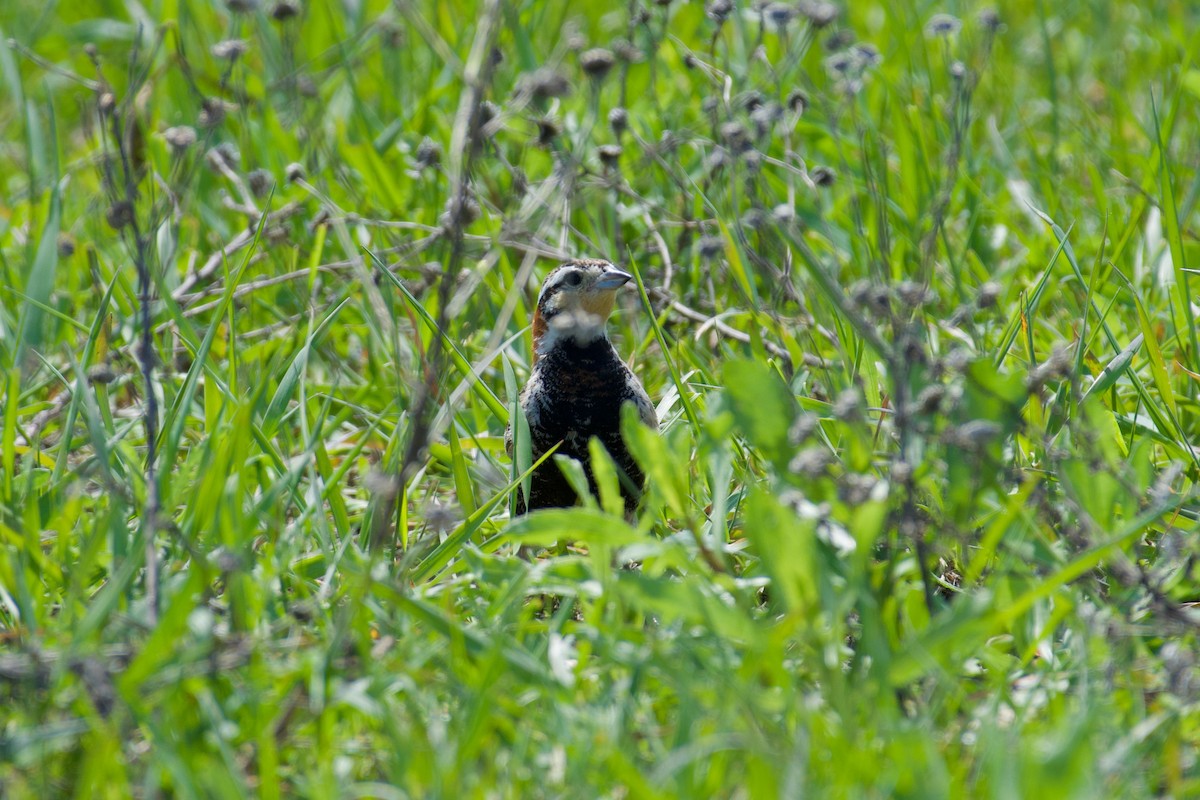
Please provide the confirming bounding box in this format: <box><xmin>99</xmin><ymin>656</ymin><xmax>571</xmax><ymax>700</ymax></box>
<box><xmin>593</xmin><ymin>269</ymin><xmax>633</xmax><ymax>291</ymax></box>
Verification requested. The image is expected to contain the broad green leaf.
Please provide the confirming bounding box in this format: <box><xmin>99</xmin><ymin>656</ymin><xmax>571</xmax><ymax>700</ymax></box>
<box><xmin>1080</xmin><ymin>334</ymin><xmax>1143</xmax><ymax>405</ymax></box>
<box><xmin>505</xmin><ymin>507</ymin><xmax>645</xmax><ymax>547</ymax></box>
<box><xmin>447</xmin><ymin>423</ymin><xmax>477</xmax><ymax>517</ymax></box>
<box><xmin>744</xmin><ymin>489</ymin><xmax>818</xmax><ymax>614</ymax></box>
<box><xmin>622</xmin><ymin>404</ymin><xmax>688</xmax><ymax>518</ymax></box>
<box><xmin>722</xmin><ymin>358</ymin><xmax>796</xmax><ymax>467</ymax></box>
<box><xmin>588</xmin><ymin>437</ymin><xmax>625</xmax><ymax>517</ymax></box>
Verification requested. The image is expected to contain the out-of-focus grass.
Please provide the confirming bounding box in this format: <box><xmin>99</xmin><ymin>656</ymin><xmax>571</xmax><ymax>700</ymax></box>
<box><xmin>1</xmin><ymin>0</ymin><xmax>1198</xmax><ymax>796</ymax></box>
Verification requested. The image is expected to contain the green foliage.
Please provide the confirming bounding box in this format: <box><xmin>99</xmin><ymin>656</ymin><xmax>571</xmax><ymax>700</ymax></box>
<box><xmin>2</xmin><ymin>0</ymin><xmax>1200</xmax><ymax>797</ymax></box>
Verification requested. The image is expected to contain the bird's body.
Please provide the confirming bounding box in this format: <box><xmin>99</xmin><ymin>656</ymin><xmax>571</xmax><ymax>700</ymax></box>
<box><xmin>508</xmin><ymin>259</ymin><xmax>657</xmax><ymax>514</ymax></box>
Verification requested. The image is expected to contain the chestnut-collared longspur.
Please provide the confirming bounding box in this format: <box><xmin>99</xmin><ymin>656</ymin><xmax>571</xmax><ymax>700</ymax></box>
<box><xmin>507</xmin><ymin>259</ymin><xmax>658</xmax><ymax>513</ymax></box>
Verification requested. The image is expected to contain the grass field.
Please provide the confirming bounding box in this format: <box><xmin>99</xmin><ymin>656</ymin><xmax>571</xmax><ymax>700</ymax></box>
<box><xmin>2</xmin><ymin>0</ymin><xmax>1199</xmax><ymax>796</ymax></box>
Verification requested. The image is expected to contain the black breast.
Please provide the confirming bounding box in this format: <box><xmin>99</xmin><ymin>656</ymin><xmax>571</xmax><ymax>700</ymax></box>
<box><xmin>518</xmin><ymin>338</ymin><xmax>646</xmax><ymax>512</ymax></box>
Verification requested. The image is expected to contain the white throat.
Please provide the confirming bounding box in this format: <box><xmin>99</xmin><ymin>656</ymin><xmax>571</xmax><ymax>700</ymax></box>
<box><xmin>536</xmin><ymin>309</ymin><xmax>606</xmax><ymax>356</ymax></box>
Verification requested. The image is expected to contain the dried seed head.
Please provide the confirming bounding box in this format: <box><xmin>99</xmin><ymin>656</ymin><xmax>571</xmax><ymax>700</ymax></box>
<box><xmin>309</xmin><ymin>208</ymin><xmax>331</xmax><ymax>229</ymax></box>
<box><xmin>740</xmin><ymin>149</ymin><xmax>762</xmax><ymax>173</ymax></box>
<box><xmin>947</xmin><ymin>419</ymin><xmax>1001</xmax><ymax>451</ymax></box>
<box><xmin>824</xmin><ymin>29</ymin><xmax>855</xmax><ymax>51</ymax></box>
<box><xmin>205</xmin><ymin>142</ymin><xmax>240</xmax><ymax>171</ymax></box>
<box><xmin>248</xmin><ymin>168</ymin><xmax>273</xmax><ymax>198</ymax></box>
<box><xmin>612</xmin><ymin>38</ymin><xmax>645</xmax><ymax>63</ymax></box>
<box><xmin>915</xmin><ymin>384</ymin><xmax>947</xmax><ymax>414</ymax></box>
<box><xmin>771</xmin><ymin>203</ymin><xmax>795</xmax><ymax>224</ymax></box>
<box><xmin>706</xmin><ymin>0</ymin><xmax>733</xmax><ymax>23</ymax></box>
<box><xmin>164</xmin><ymin>125</ymin><xmax>197</xmax><ymax>152</ymax></box>
<box><xmin>790</xmin><ymin>446</ymin><xmax>832</xmax><ymax>479</ymax></box>
<box><xmin>284</xmin><ymin>161</ymin><xmax>306</xmax><ymax>182</ymax></box>
<box><xmin>415</xmin><ymin>137</ymin><xmax>441</xmax><ymax>169</ymax></box>
<box><xmin>824</xmin><ymin>51</ymin><xmax>856</xmax><ymax>77</ymax></box>
<box><xmin>98</xmin><ymin>92</ymin><xmax>117</xmax><ymax>115</ymax></box>
<box><xmin>853</xmin><ymin>43</ymin><xmax>882</xmax><ymax>69</ymax></box>
<box><xmin>579</xmin><ymin>48</ymin><xmax>616</xmax><ymax>80</ymax></box>
<box><xmin>799</xmin><ymin>0</ymin><xmax>839</xmax><ymax>27</ymax></box>
<box><xmin>1027</xmin><ymin>343</ymin><xmax>1073</xmax><ymax>391</ymax></box>
<box><xmin>741</xmin><ymin>207</ymin><xmax>767</xmax><ymax>230</ymax></box>
<box><xmin>1161</xmin><ymin>640</ymin><xmax>1195</xmax><ymax>698</ymax></box>
<box><xmin>608</xmin><ymin>106</ymin><xmax>628</xmax><ymax>136</ymax></box>
<box><xmin>520</xmin><ymin>68</ymin><xmax>571</xmax><ymax>100</ymax></box>
<box><xmin>658</xmin><ymin>129</ymin><xmax>682</xmax><ymax>155</ymax></box>
<box><xmin>534</xmin><ymin>115</ymin><xmax>561</xmax><ymax>147</ymax></box>
<box><xmin>597</xmin><ymin>144</ymin><xmax>623</xmax><ymax>166</ymax></box>
<box><xmin>510</xmin><ymin>167</ymin><xmax>528</xmax><ymax>197</ymax></box>
<box><xmin>440</xmin><ymin>195</ymin><xmax>481</xmax><ymax>229</ymax></box>
<box><xmin>87</xmin><ymin>363</ymin><xmax>117</xmax><ymax>385</ymax></box>
<box><xmin>698</xmin><ymin>235</ymin><xmax>724</xmax><ymax>260</ymax></box>
<box><xmin>263</xmin><ymin>224</ymin><xmax>289</xmax><ymax>245</ymax></box>
<box><xmin>719</xmin><ymin>121</ymin><xmax>750</xmax><ymax>152</ymax></box>
<box><xmin>811</xmin><ymin>165</ymin><xmax>836</xmax><ymax>187</ymax></box>
<box><xmin>199</xmin><ymin>97</ymin><xmax>229</xmax><ymax>128</ymax></box>
<box><xmin>976</xmin><ymin>281</ymin><xmax>1002</xmax><ymax>309</ymax></box>
<box><xmin>424</xmin><ymin>500</ymin><xmax>461</xmax><ymax>534</ymax></box>
<box><xmin>849</xmin><ymin>280</ymin><xmax>890</xmax><ymax>317</ymax></box>
<box><xmin>926</xmin><ymin>13</ymin><xmax>962</xmax><ymax>37</ymax></box>
<box><xmin>57</xmin><ymin>234</ymin><xmax>76</xmax><ymax>258</ymax></box>
<box><xmin>764</xmin><ymin>2</ymin><xmax>796</xmax><ymax>28</ymax></box>
<box><xmin>270</xmin><ymin>0</ymin><xmax>300</xmax><ymax>20</ymax></box>
<box><xmin>1044</xmin><ymin>343</ymin><xmax>1073</xmax><ymax>375</ymax></box>
<box><xmin>977</xmin><ymin>7</ymin><xmax>1002</xmax><ymax>32</ymax></box>
<box><xmin>211</xmin><ymin>39</ymin><xmax>249</xmax><ymax>61</ymax></box>
<box><xmin>894</xmin><ymin>280</ymin><xmax>935</xmax><ymax>310</ymax></box>
<box><xmin>899</xmin><ymin>335</ymin><xmax>927</xmax><ymax>366</ymax></box>
<box><xmin>288</xmin><ymin>600</ymin><xmax>315</xmax><ymax>622</ymax></box>
<box><xmin>736</xmin><ymin>90</ymin><xmax>766</xmax><ymax>112</ymax></box>
<box><xmin>478</xmin><ymin>100</ymin><xmax>500</xmax><ymax>127</ymax></box>
<box><xmin>105</xmin><ymin>200</ymin><xmax>134</xmax><ymax>230</ymax></box>
<box><xmin>838</xmin><ymin>473</ymin><xmax>878</xmax><ymax>506</ymax></box>
<box><xmin>947</xmin><ymin>304</ymin><xmax>972</xmax><ymax>327</ymax></box>
<box><xmin>706</xmin><ymin>146</ymin><xmax>730</xmax><ymax>172</ymax></box>
<box><xmin>788</xmin><ymin>413</ymin><xmax>819</xmax><ymax>444</ymax></box>
<box><xmin>749</xmin><ymin>102</ymin><xmax>782</xmax><ymax>137</ymax></box>
<box><xmin>950</xmin><ymin>60</ymin><xmax>967</xmax><ymax>81</ymax></box>
<box><xmin>786</xmin><ymin>88</ymin><xmax>809</xmax><ymax>115</ymax></box>
<box><xmin>944</xmin><ymin>347</ymin><xmax>972</xmax><ymax>373</ymax></box>
<box><xmin>831</xmin><ymin>387</ymin><xmax>864</xmax><ymax>421</ymax></box>
<box><xmin>682</xmin><ymin>53</ymin><xmax>699</xmax><ymax>70</ymax></box>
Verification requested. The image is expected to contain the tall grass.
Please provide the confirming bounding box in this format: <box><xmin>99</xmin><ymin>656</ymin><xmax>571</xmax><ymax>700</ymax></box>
<box><xmin>1</xmin><ymin>0</ymin><xmax>1198</xmax><ymax>796</ymax></box>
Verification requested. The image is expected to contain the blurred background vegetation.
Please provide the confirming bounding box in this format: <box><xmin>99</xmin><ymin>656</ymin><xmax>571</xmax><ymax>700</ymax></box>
<box><xmin>1</xmin><ymin>0</ymin><xmax>1199</xmax><ymax>796</ymax></box>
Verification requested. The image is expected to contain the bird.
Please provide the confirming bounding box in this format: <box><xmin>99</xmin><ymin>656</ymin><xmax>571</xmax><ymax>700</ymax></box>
<box><xmin>507</xmin><ymin>258</ymin><xmax>658</xmax><ymax>514</ymax></box>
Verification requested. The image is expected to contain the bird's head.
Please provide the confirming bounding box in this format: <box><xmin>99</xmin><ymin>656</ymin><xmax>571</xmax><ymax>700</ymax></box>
<box><xmin>531</xmin><ymin>259</ymin><xmax>633</xmax><ymax>360</ymax></box>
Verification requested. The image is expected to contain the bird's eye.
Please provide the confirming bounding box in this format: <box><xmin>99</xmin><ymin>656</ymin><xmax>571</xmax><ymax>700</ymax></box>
<box><xmin>562</xmin><ymin>270</ymin><xmax>583</xmax><ymax>287</ymax></box>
